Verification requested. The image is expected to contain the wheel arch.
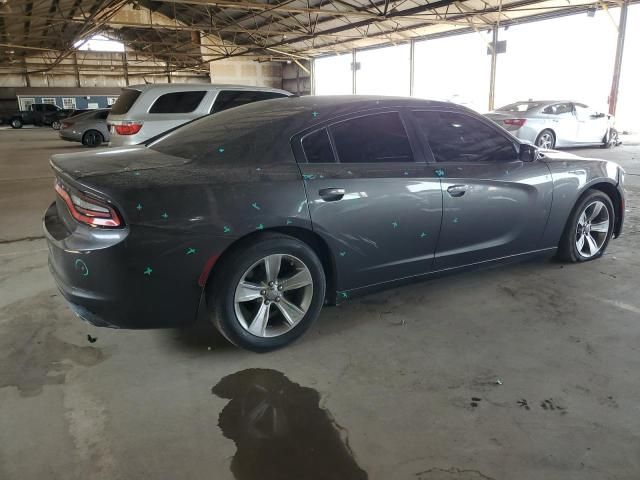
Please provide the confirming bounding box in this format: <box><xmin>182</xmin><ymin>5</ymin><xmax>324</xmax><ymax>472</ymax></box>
<box><xmin>202</xmin><ymin>226</ymin><xmax>338</xmax><ymax>305</ymax></box>
<box><xmin>536</xmin><ymin>128</ymin><xmax>556</xmax><ymax>146</ymax></box>
<box><xmin>587</xmin><ymin>181</ymin><xmax>623</xmax><ymax>238</ymax></box>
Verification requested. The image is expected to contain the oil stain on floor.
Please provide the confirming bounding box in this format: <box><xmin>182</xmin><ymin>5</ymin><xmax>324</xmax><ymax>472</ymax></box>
<box><xmin>212</xmin><ymin>368</ymin><xmax>368</xmax><ymax>480</ymax></box>
<box><xmin>0</xmin><ymin>291</ymin><xmax>107</xmax><ymax>397</ymax></box>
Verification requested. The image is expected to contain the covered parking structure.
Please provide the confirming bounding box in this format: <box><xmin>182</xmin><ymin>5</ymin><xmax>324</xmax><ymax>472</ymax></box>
<box><xmin>1</xmin><ymin>1</ymin><xmax>640</xmax><ymax>480</ymax></box>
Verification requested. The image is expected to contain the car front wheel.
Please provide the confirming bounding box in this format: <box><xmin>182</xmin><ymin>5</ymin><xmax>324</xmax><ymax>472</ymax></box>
<box><xmin>10</xmin><ymin>118</ymin><xmax>22</xmax><ymax>129</ymax></box>
<box><xmin>208</xmin><ymin>233</ymin><xmax>326</xmax><ymax>352</ymax></box>
<box><xmin>557</xmin><ymin>190</ymin><xmax>615</xmax><ymax>262</ymax></box>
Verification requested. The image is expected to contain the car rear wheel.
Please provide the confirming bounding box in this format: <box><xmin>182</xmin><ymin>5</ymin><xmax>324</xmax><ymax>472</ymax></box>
<box><xmin>82</xmin><ymin>130</ymin><xmax>103</xmax><ymax>148</ymax></box>
<box><xmin>10</xmin><ymin>118</ymin><xmax>22</xmax><ymax>129</ymax></box>
<box><xmin>51</xmin><ymin>120</ymin><xmax>61</xmax><ymax>130</ymax></box>
<box><xmin>557</xmin><ymin>190</ymin><xmax>615</xmax><ymax>263</ymax></box>
<box><xmin>535</xmin><ymin>129</ymin><xmax>556</xmax><ymax>149</ymax></box>
<box><xmin>208</xmin><ymin>233</ymin><xmax>326</xmax><ymax>352</ymax></box>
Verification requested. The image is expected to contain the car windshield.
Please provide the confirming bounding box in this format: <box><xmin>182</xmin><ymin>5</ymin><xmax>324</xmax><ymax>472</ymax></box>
<box><xmin>496</xmin><ymin>102</ymin><xmax>543</xmax><ymax>113</ymax></box>
<box><xmin>149</xmin><ymin>99</ymin><xmax>302</xmax><ymax>161</ymax></box>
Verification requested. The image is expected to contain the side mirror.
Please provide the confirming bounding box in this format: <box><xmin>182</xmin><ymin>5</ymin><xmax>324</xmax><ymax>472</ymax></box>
<box><xmin>519</xmin><ymin>143</ymin><xmax>538</xmax><ymax>162</ymax></box>
<box><xmin>591</xmin><ymin>112</ymin><xmax>605</xmax><ymax>119</ymax></box>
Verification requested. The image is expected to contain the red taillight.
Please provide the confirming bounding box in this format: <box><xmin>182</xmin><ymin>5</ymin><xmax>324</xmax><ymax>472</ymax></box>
<box><xmin>112</xmin><ymin>122</ymin><xmax>143</xmax><ymax>135</ymax></box>
<box><xmin>61</xmin><ymin>121</ymin><xmax>72</xmax><ymax>129</ymax></box>
<box><xmin>55</xmin><ymin>181</ymin><xmax>122</xmax><ymax>228</ymax></box>
<box><xmin>504</xmin><ymin>118</ymin><xmax>527</xmax><ymax>127</ymax></box>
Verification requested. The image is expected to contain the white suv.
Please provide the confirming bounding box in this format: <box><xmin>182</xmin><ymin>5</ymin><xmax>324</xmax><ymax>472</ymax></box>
<box><xmin>107</xmin><ymin>84</ymin><xmax>291</xmax><ymax>147</ymax></box>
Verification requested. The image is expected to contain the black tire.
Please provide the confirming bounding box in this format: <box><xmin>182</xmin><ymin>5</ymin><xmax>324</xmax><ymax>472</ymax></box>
<box><xmin>51</xmin><ymin>120</ymin><xmax>61</xmax><ymax>130</ymax></box>
<box><xmin>10</xmin><ymin>118</ymin><xmax>23</xmax><ymax>129</ymax></box>
<box><xmin>207</xmin><ymin>233</ymin><xmax>326</xmax><ymax>352</ymax></box>
<box><xmin>557</xmin><ymin>189</ymin><xmax>615</xmax><ymax>263</ymax></box>
<box><xmin>535</xmin><ymin>129</ymin><xmax>556</xmax><ymax>149</ymax></box>
<box><xmin>82</xmin><ymin>130</ymin><xmax>103</xmax><ymax>148</ymax></box>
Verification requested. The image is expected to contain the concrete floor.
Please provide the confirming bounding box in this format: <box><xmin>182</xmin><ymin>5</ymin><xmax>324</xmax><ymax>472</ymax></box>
<box><xmin>1</xmin><ymin>127</ymin><xmax>639</xmax><ymax>480</ymax></box>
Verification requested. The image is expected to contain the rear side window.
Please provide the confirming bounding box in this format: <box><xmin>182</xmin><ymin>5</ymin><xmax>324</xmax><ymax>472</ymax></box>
<box><xmin>329</xmin><ymin>112</ymin><xmax>413</xmax><ymax>163</ymax></box>
<box><xmin>96</xmin><ymin>110</ymin><xmax>109</xmax><ymax>120</ymax></box>
<box><xmin>302</xmin><ymin>129</ymin><xmax>335</xmax><ymax>163</ymax></box>
<box><xmin>110</xmin><ymin>89</ymin><xmax>141</xmax><ymax>115</ymax></box>
<box><xmin>211</xmin><ymin>90</ymin><xmax>286</xmax><ymax>114</ymax></box>
<box><xmin>149</xmin><ymin>91</ymin><xmax>206</xmax><ymax>114</ymax></box>
<box><xmin>412</xmin><ymin>111</ymin><xmax>517</xmax><ymax>163</ymax></box>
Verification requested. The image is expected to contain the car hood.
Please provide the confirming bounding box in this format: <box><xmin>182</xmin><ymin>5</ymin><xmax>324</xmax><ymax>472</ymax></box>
<box><xmin>50</xmin><ymin>145</ymin><xmax>190</xmax><ymax>179</ymax></box>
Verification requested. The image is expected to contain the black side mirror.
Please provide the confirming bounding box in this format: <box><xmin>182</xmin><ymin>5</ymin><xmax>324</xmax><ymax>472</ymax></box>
<box><xmin>519</xmin><ymin>143</ymin><xmax>538</xmax><ymax>162</ymax></box>
<box><xmin>591</xmin><ymin>112</ymin><xmax>605</xmax><ymax>119</ymax></box>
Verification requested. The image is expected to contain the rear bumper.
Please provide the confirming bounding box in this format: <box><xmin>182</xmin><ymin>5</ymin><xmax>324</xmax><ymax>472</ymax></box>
<box><xmin>44</xmin><ymin>201</ymin><xmax>204</xmax><ymax>329</ymax></box>
<box><xmin>59</xmin><ymin>130</ymin><xmax>81</xmax><ymax>142</ymax></box>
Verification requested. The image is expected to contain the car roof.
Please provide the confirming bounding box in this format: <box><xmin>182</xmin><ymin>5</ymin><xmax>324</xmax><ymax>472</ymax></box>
<box><xmin>124</xmin><ymin>83</ymin><xmax>291</xmax><ymax>96</ymax></box>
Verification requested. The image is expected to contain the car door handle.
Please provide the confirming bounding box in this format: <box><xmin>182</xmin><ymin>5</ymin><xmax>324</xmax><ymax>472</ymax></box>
<box><xmin>447</xmin><ymin>184</ymin><xmax>468</xmax><ymax>197</ymax></box>
<box><xmin>319</xmin><ymin>188</ymin><xmax>345</xmax><ymax>201</ymax></box>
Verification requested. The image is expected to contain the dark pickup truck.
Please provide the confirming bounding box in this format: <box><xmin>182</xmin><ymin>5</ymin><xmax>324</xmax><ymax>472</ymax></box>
<box><xmin>1</xmin><ymin>103</ymin><xmax>75</xmax><ymax>129</ymax></box>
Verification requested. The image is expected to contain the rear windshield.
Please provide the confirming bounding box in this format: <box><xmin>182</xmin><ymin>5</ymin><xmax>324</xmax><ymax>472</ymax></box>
<box><xmin>149</xmin><ymin>99</ymin><xmax>299</xmax><ymax>161</ymax></box>
<box><xmin>110</xmin><ymin>89</ymin><xmax>141</xmax><ymax>115</ymax></box>
<box><xmin>496</xmin><ymin>102</ymin><xmax>542</xmax><ymax>113</ymax></box>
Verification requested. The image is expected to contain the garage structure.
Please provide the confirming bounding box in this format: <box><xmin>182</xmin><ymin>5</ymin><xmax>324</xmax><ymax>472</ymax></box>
<box><xmin>1</xmin><ymin>2</ymin><xmax>640</xmax><ymax>480</ymax></box>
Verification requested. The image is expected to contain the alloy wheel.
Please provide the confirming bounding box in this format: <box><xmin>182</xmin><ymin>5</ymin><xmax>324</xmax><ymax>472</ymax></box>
<box><xmin>537</xmin><ymin>132</ymin><xmax>554</xmax><ymax>149</ymax></box>
<box><xmin>234</xmin><ymin>254</ymin><xmax>314</xmax><ymax>337</ymax></box>
<box><xmin>575</xmin><ymin>200</ymin><xmax>610</xmax><ymax>258</ymax></box>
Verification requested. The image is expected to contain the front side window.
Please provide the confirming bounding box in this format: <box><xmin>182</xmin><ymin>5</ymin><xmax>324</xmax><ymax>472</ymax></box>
<box><xmin>329</xmin><ymin>112</ymin><xmax>414</xmax><ymax>163</ymax></box>
<box><xmin>542</xmin><ymin>103</ymin><xmax>573</xmax><ymax>115</ymax></box>
<box><xmin>302</xmin><ymin>129</ymin><xmax>335</xmax><ymax>163</ymax></box>
<box><xmin>211</xmin><ymin>90</ymin><xmax>286</xmax><ymax>114</ymax></box>
<box><xmin>412</xmin><ymin>111</ymin><xmax>517</xmax><ymax>163</ymax></box>
<box><xmin>149</xmin><ymin>91</ymin><xmax>206</xmax><ymax>114</ymax></box>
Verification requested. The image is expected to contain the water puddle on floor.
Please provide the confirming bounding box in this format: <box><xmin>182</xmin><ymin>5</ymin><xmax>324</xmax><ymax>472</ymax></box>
<box><xmin>212</xmin><ymin>368</ymin><xmax>368</xmax><ymax>480</ymax></box>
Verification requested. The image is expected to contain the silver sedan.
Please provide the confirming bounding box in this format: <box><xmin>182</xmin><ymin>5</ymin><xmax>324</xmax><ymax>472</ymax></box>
<box><xmin>486</xmin><ymin>101</ymin><xmax>619</xmax><ymax>149</ymax></box>
<box><xmin>59</xmin><ymin>109</ymin><xmax>111</xmax><ymax>148</ymax></box>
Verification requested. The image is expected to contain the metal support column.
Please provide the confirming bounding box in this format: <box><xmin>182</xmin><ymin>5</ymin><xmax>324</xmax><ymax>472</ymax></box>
<box><xmin>608</xmin><ymin>0</ymin><xmax>629</xmax><ymax>116</ymax></box>
<box><xmin>352</xmin><ymin>49</ymin><xmax>357</xmax><ymax>94</ymax></box>
<box><xmin>122</xmin><ymin>52</ymin><xmax>129</xmax><ymax>86</ymax></box>
<box><xmin>409</xmin><ymin>39</ymin><xmax>415</xmax><ymax>96</ymax></box>
<box><xmin>166</xmin><ymin>62</ymin><xmax>172</xmax><ymax>83</ymax></box>
<box><xmin>72</xmin><ymin>53</ymin><xmax>81</xmax><ymax>87</ymax></box>
<box><xmin>22</xmin><ymin>58</ymin><xmax>30</xmax><ymax>87</ymax></box>
<box><xmin>488</xmin><ymin>25</ymin><xmax>498</xmax><ymax>111</ymax></box>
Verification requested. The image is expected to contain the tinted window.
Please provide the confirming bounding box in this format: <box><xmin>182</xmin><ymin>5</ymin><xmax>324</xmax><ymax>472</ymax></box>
<box><xmin>211</xmin><ymin>90</ymin><xmax>286</xmax><ymax>114</ymax></box>
<box><xmin>413</xmin><ymin>111</ymin><xmax>517</xmax><ymax>162</ymax></box>
<box><xmin>44</xmin><ymin>104</ymin><xmax>58</xmax><ymax>112</ymax></box>
<box><xmin>330</xmin><ymin>112</ymin><xmax>413</xmax><ymax>163</ymax></box>
<box><xmin>110</xmin><ymin>89</ymin><xmax>141</xmax><ymax>114</ymax></box>
<box><xmin>96</xmin><ymin>110</ymin><xmax>109</xmax><ymax>120</ymax></box>
<box><xmin>302</xmin><ymin>129</ymin><xmax>335</xmax><ymax>163</ymax></box>
<box><xmin>150</xmin><ymin>91</ymin><xmax>206</xmax><ymax>114</ymax></box>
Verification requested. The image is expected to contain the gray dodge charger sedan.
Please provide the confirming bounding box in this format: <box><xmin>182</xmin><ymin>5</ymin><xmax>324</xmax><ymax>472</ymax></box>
<box><xmin>45</xmin><ymin>96</ymin><xmax>625</xmax><ymax>351</ymax></box>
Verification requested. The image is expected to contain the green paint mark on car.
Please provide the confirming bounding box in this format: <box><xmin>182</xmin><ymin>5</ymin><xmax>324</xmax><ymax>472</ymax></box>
<box><xmin>392</xmin><ymin>221</ymin><xmax>399</xmax><ymax>228</ymax></box>
<box><xmin>256</xmin><ymin>223</ymin><xmax>264</xmax><ymax>230</ymax></box>
<box><xmin>251</xmin><ymin>202</ymin><xmax>260</xmax><ymax>210</ymax></box>
<box><xmin>339</xmin><ymin>251</ymin><xmax>346</xmax><ymax>257</ymax></box>
<box><xmin>218</xmin><ymin>147</ymin><xmax>225</xmax><ymax>153</ymax></box>
<box><xmin>420</xmin><ymin>232</ymin><xmax>428</xmax><ymax>238</ymax></box>
<box><xmin>144</xmin><ymin>267</ymin><xmax>153</xmax><ymax>276</ymax></box>
<box><xmin>186</xmin><ymin>248</ymin><xmax>196</xmax><ymax>255</ymax></box>
<box><xmin>435</xmin><ymin>168</ymin><xmax>445</xmax><ymax>177</ymax></box>
<box><xmin>223</xmin><ymin>226</ymin><xmax>231</xmax><ymax>233</ymax></box>
<box><xmin>161</xmin><ymin>212</ymin><xmax>168</xmax><ymax>219</ymax></box>
<box><xmin>136</xmin><ymin>203</ymin><xmax>142</xmax><ymax>211</ymax></box>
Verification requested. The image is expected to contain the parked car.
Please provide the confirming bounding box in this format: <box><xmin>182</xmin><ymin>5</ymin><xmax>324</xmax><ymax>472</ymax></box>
<box><xmin>59</xmin><ymin>109</ymin><xmax>110</xmax><ymax>147</ymax></box>
<box><xmin>2</xmin><ymin>103</ymin><xmax>73</xmax><ymax>129</ymax></box>
<box><xmin>486</xmin><ymin>101</ymin><xmax>619</xmax><ymax>149</ymax></box>
<box><xmin>44</xmin><ymin>96</ymin><xmax>625</xmax><ymax>351</ymax></box>
<box><xmin>107</xmin><ymin>83</ymin><xmax>291</xmax><ymax>146</ymax></box>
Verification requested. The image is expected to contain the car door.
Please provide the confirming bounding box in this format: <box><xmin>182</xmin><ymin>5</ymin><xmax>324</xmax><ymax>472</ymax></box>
<box><xmin>410</xmin><ymin>109</ymin><xmax>554</xmax><ymax>270</ymax></box>
<box><xmin>574</xmin><ymin>103</ymin><xmax>607</xmax><ymax>143</ymax></box>
<box><xmin>294</xmin><ymin>110</ymin><xmax>443</xmax><ymax>291</ymax></box>
<box><xmin>542</xmin><ymin>103</ymin><xmax>578</xmax><ymax>145</ymax></box>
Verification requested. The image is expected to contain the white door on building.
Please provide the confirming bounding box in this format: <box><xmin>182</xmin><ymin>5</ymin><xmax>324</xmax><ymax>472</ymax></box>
<box><xmin>20</xmin><ymin>98</ymin><xmax>35</xmax><ymax>110</ymax></box>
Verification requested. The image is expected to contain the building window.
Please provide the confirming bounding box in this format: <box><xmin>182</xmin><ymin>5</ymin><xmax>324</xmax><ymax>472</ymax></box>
<box><xmin>107</xmin><ymin>97</ymin><xmax>118</xmax><ymax>106</ymax></box>
<box><xmin>20</xmin><ymin>98</ymin><xmax>35</xmax><ymax>110</ymax></box>
<box><xmin>62</xmin><ymin>98</ymin><xmax>77</xmax><ymax>109</ymax></box>
<box><xmin>41</xmin><ymin>97</ymin><xmax>57</xmax><ymax>106</ymax></box>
